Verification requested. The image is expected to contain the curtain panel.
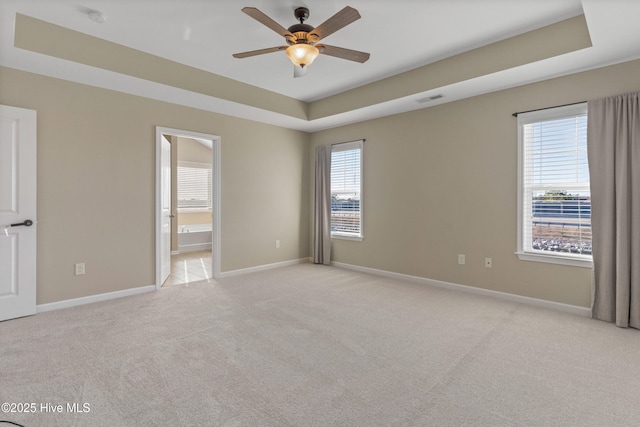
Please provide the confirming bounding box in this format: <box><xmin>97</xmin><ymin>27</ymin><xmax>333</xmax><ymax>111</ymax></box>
<box><xmin>587</xmin><ymin>92</ymin><xmax>640</xmax><ymax>328</ymax></box>
<box><xmin>313</xmin><ymin>145</ymin><xmax>331</xmax><ymax>265</ymax></box>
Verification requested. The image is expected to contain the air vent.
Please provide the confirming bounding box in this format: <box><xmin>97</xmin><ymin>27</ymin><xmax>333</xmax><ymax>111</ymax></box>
<box><xmin>416</xmin><ymin>94</ymin><xmax>444</xmax><ymax>104</ymax></box>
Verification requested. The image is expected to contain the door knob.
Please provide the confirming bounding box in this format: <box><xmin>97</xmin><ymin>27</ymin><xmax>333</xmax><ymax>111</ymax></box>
<box><xmin>11</xmin><ymin>219</ymin><xmax>33</xmax><ymax>227</ymax></box>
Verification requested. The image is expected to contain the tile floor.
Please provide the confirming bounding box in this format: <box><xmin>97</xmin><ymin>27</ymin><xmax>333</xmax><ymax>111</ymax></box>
<box><xmin>163</xmin><ymin>250</ymin><xmax>213</xmax><ymax>287</ymax></box>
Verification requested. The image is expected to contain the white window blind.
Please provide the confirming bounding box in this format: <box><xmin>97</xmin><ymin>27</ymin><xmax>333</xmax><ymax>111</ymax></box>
<box><xmin>177</xmin><ymin>161</ymin><xmax>212</xmax><ymax>211</ymax></box>
<box><xmin>331</xmin><ymin>140</ymin><xmax>363</xmax><ymax>239</ymax></box>
<box><xmin>517</xmin><ymin>103</ymin><xmax>591</xmax><ymax>266</ymax></box>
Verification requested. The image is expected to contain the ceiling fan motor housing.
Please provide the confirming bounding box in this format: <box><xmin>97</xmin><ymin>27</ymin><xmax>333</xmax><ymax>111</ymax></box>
<box><xmin>287</xmin><ymin>30</ymin><xmax>313</xmax><ymax>45</ymax></box>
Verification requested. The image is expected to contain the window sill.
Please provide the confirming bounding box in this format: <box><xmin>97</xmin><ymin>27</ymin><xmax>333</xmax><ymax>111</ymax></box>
<box><xmin>515</xmin><ymin>251</ymin><xmax>592</xmax><ymax>268</ymax></box>
<box><xmin>331</xmin><ymin>233</ymin><xmax>363</xmax><ymax>242</ymax></box>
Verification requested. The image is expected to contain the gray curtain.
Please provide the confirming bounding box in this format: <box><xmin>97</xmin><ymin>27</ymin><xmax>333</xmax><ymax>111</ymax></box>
<box><xmin>314</xmin><ymin>145</ymin><xmax>331</xmax><ymax>264</ymax></box>
<box><xmin>587</xmin><ymin>92</ymin><xmax>640</xmax><ymax>328</ymax></box>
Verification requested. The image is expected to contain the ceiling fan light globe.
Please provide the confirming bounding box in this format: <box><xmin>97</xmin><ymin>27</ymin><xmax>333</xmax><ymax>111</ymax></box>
<box><xmin>286</xmin><ymin>44</ymin><xmax>319</xmax><ymax>68</ymax></box>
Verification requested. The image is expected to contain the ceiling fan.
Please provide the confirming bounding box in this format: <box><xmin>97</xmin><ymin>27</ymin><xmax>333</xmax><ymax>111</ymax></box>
<box><xmin>233</xmin><ymin>6</ymin><xmax>370</xmax><ymax>77</ymax></box>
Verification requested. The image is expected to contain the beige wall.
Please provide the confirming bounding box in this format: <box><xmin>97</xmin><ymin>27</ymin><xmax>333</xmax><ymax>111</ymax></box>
<box><xmin>178</xmin><ymin>212</ymin><xmax>211</xmax><ymax>226</ymax></box>
<box><xmin>2</xmin><ymin>58</ymin><xmax>638</xmax><ymax>308</ymax></box>
<box><xmin>177</xmin><ymin>136</ymin><xmax>211</xmax><ymax>162</ymax></box>
<box><xmin>310</xmin><ymin>59</ymin><xmax>640</xmax><ymax>308</ymax></box>
<box><xmin>0</xmin><ymin>66</ymin><xmax>310</xmax><ymax>304</ymax></box>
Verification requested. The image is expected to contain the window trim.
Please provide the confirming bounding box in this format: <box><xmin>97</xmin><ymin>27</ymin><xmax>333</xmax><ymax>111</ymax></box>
<box><xmin>331</xmin><ymin>140</ymin><xmax>364</xmax><ymax>241</ymax></box>
<box><xmin>516</xmin><ymin>103</ymin><xmax>592</xmax><ymax>268</ymax></box>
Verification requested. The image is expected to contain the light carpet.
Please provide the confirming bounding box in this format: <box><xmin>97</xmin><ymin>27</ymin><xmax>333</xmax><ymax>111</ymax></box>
<box><xmin>1</xmin><ymin>264</ymin><xmax>640</xmax><ymax>426</ymax></box>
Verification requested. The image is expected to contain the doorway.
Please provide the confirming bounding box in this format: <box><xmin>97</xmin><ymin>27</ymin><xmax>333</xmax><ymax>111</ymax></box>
<box><xmin>164</xmin><ymin>251</ymin><xmax>212</xmax><ymax>286</ymax></box>
<box><xmin>155</xmin><ymin>127</ymin><xmax>220</xmax><ymax>289</ymax></box>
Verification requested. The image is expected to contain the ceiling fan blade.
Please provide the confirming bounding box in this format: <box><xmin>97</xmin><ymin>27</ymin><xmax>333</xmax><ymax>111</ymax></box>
<box><xmin>317</xmin><ymin>44</ymin><xmax>370</xmax><ymax>63</ymax></box>
<box><xmin>294</xmin><ymin>65</ymin><xmax>307</xmax><ymax>78</ymax></box>
<box><xmin>308</xmin><ymin>6</ymin><xmax>361</xmax><ymax>42</ymax></box>
<box><xmin>233</xmin><ymin>46</ymin><xmax>286</xmax><ymax>59</ymax></box>
<box><xmin>241</xmin><ymin>7</ymin><xmax>293</xmax><ymax>38</ymax></box>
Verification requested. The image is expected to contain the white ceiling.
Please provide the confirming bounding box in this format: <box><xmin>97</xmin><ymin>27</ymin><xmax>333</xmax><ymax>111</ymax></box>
<box><xmin>1</xmin><ymin>0</ymin><xmax>640</xmax><ymax>131</ymax></box>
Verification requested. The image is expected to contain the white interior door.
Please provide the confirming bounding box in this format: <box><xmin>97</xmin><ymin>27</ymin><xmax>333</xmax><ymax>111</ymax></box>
<box><xmin>159</xmin><ymin>135</ymin><xmax>172</xmax><ymax>285</ymax></box>
<box><xmin>0</xmin><ymin>105</ymin><xmax>37</xmax><ymax>321</ymax></box>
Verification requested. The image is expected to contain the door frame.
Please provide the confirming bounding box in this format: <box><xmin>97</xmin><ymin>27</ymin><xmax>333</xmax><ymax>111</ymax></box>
<box><xmin>155</xmin><ymin>126</ymin><xmax>221</xmax><ymax>289</ymax></box>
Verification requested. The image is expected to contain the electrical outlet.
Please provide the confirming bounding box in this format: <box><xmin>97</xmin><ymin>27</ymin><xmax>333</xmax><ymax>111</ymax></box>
<box><xmin>75</xmin><ymin>263</ymin><xmax>85</xmax><ymax>275</ymax></box>
<box><xmin>484</xmin><ymin>258</ymin><xmax>493</xmax><ymax>268</ymax></box>
<box><xmin>275</xmin><ymin>240</ymin><xmax>280</xmax><ymax>249</ymax></box>
<box><xmin>458</xmin><ymin>254</ymin><xmax>465</xmax><ymax>265</ymax></box>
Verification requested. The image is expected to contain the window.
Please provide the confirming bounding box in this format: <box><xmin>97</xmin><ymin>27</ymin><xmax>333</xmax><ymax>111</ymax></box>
<box><xmin>517</xmin><ymin>103</ymin><xmax>592</xmax><ymax>267</ymax></box>
<box><xmin>331</xmin><ymin>140</ymin><xmax>363</xmax><ymax>240</ymax></box>
<box><xmin>177</xmin><ymin>161</ymin><xmax>212</xmax><ymax>212</ymax></box>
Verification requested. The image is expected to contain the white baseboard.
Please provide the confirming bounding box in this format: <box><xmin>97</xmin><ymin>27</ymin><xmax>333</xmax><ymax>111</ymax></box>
<box><xmin>36</xmin><ymin>285</ymin><xmax>156</xmax><ymax>313</ymax></box>
<box><xmin>332</xmin><ymin>261</ymin><xmax>592</xmax><ymax>317</ymax></box>
<box><xmin>35</xmin><ymin>260</ymin><xmax>589</xmax><ymax>318</ymax></box>
<box><xmin>218</xmin><ymin>257</ymin><xmax>311</xmax><ymax>278</ymax></box>
<box><xmin>35</xmin><ymin>258</ymin><xmax>312</xmax><ymax>313</ymax></box>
